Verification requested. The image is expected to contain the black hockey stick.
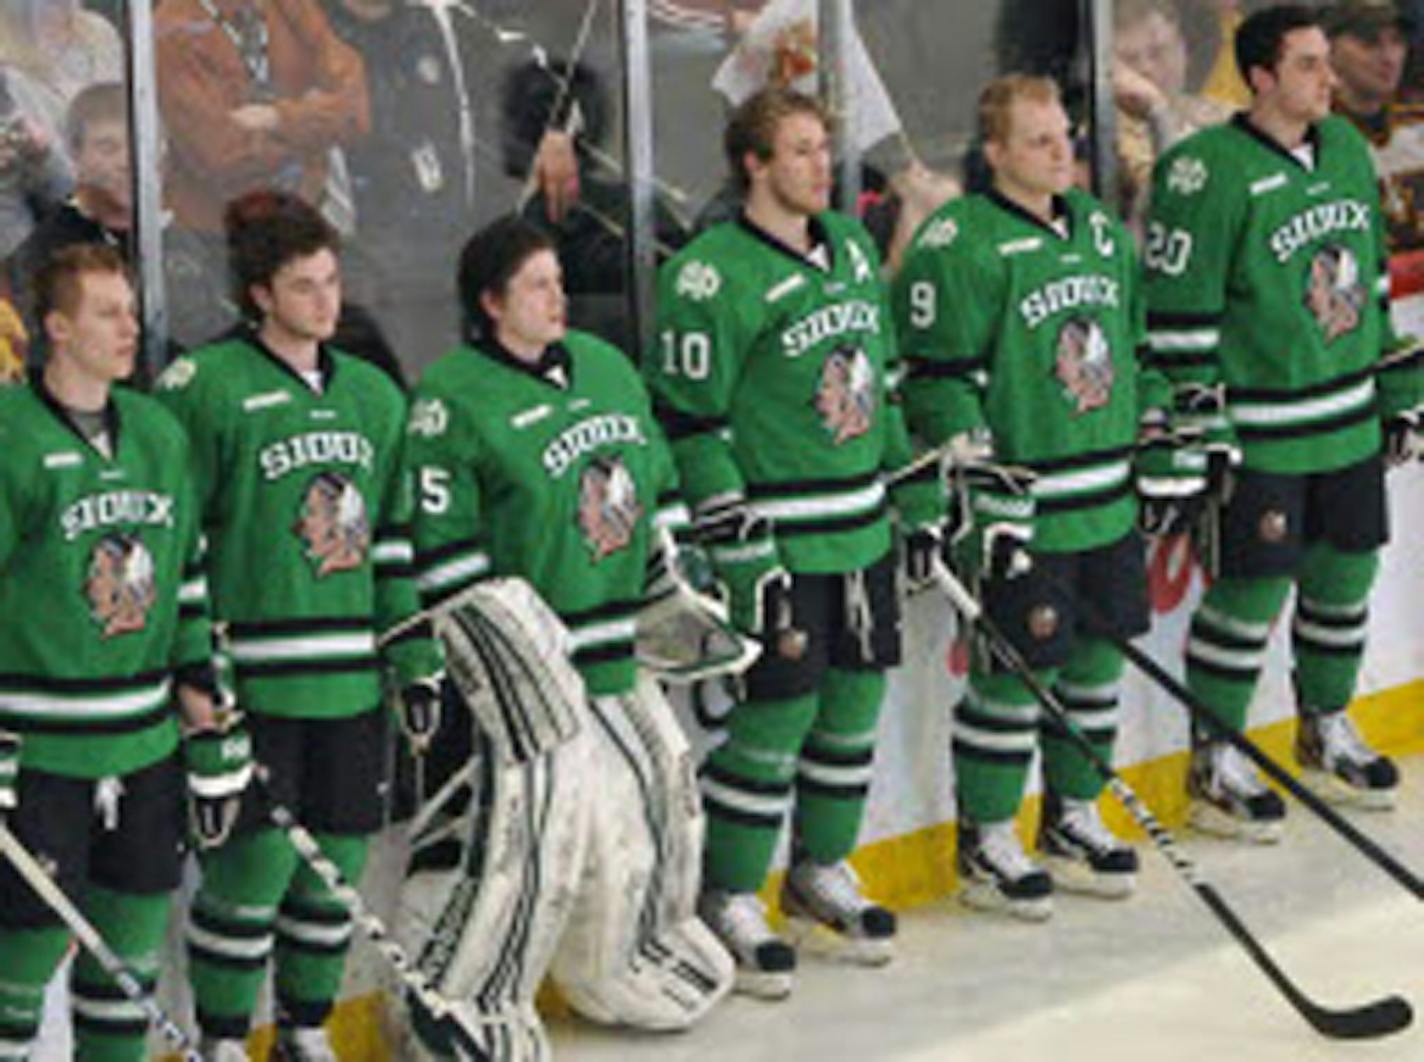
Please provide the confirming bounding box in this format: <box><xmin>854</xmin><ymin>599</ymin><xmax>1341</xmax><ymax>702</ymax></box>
<box><xmin>0</xmin><ymin>821</ymin><xmax>203</xmax><ymax>1060</ymax></box>
<box><xmin>252</xmin><ymin>768</ymin><xmax>492</xmax><ymax>1062</ymax></box>
<box><xmin>1042</xmin><ymin>568</ymin><xmax>1424</xmax><ymax>902</ymax></box>
<box><xmin>930</xmin><ymin>557</ymin><xmax>1413</xmax><ymax>1041</ymax></box>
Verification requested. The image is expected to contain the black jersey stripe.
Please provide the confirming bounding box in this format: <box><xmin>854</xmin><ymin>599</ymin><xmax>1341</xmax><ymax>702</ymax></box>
<box><xmin>655</xmin><ymin>403</ymin><xmax>729</xmax><ymax>441</ymax></box>
<box><xmin>1021</xmin><ymin>444</ymin><xmax>1134</xmax><ymax>474</ymax></box>
<box><xmin>746</xmin><ymin>468</ymin><xmax>881</xmax><ymax>498</ymax></box>
<box><xmin>1146</xmin><ymin>309</ymin><xmax>1222</xmax><ymax>329</ymax></box>
<box><xmin>1035</xmin><ymin>480</ymin><xmax>1133</xmax><ymax>514</ymax></box>
<box><xmin>0</xmin><ymin>668</ymin><xmax>170</xmax><ymax>694</ymax></box>
<box><xmin>226</xmin><ymin>616</ymin><xmax>372</xmax><ymax>637</ymax></box>
<box><xmin>1233</xmin><ymin>403</ymin><xmax>1376</xmax><ymax>441</ymax></box>
<box><xmin>234</xmin><ymin>656</ymin><xmax>381</xmax><ymax>678</ymax></box>
<box><xmin>904</xmin><ymin>356</ymin><xmax>988</xmax><ymax>380</ymax></box>
<box><xmin>1229</xmin><ymin>363</ymin><xmax>1376</xmax><ymax>403</ymax></box>
<box><xmin>561</xmin><ymin>597</ymin><xmax>643</xmax><ymax>626</ymax></box>
<box><xmin>413</xmin><ymin>536</ymin><xmax>487</xmax><ymax>566</ymax></box>
<box><xmin>0</xmin><ymin>701</ymin><xmax>173</xmax><ymax>736</ymax></box>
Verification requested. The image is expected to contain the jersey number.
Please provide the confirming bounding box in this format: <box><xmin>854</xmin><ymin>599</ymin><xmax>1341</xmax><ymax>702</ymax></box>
<box><xmin>660</xmin><ymin>331</ymin><xmax>711</xmax><ymax>380</ymax></box>
<box><xmin>908</xmin><ymin>281</ymin><xmax>936</xmax><ymax>328</ymax></box>
<box><xmin>1145</xmin><ymin>222</ymin><xmax>1192</xmax><ymax>277</ymax></box>
<box><xmin>419</xmin><ymin>467</ymin><xmax>451</xmax><ymax>514</ymax></box>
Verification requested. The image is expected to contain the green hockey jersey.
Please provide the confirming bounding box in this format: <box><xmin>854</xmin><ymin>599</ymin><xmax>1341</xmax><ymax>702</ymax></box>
<box><xmin>1145</xmin><ymin>114</ymin><xmax>1415</xmax><ymax>474</ymax></box>
<box><xmin>407</xmin><ymin>331</ymin><xmax>684</xmax><ymax>696</ymax></box>
<box><xmin>155</xmin><ymin>333</ymin><xmax>439</xmax><ymax>720</ymax></box>
<box><xmin>647</xmin><ymin>212</ymin><xmax>918</xmax><ymax>575</ymax></box>
<box><xmin>0</xmin><ymin>376</ymin><xmax>212</xmax><ymax>777</ymax></box>
<box><xmin>894</xmin><ymin>188</ymin><xmax>1166</xmax><ymax>553</ymax></box>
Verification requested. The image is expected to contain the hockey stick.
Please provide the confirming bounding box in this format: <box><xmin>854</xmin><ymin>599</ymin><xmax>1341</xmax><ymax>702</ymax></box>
<box><xmin>251</xmin><ymin>768</ymin><xmax>492</xmax><ymax>1062</ymax></box>
<box><xmin>1039</xmin><ymin>567</ymin><xmax>1424</xmax><ymax>902</ymax></box>
<box><xmin>929</xmin><ymin>556</ymin><xmax>1413</xmax><ymax>1041</ymax></box>
<box><xmin>0</xmin><ymin>820</ymin><xmax>203</xmax><ymax>1060</ymax></box>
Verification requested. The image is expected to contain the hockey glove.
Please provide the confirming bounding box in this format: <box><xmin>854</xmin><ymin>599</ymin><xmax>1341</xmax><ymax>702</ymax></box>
<box><xmin>1174</xmin><ymin>383</ymin><xmax>1241</xmax><ymax>475</ymax></box>
<box><xmin>902</xmin><ymin>523</ymin><xmax>946</xmax><ymax>589</ymax></box>
<box><xmin>399</xmin><ymin>677</ymin><xmax>443</xmax><ymax>757</ymax></box>
<box><xmin>948</xmin><ymin>463</ymin><xmax>1036</xmax><ymax>581</ymax></box>
<box><xmin>184</xmin><ymin>709</ymin><xmax>254</xmax><ymax>850</ymax></box>
<box><xmin>0</xmin><ymin>731</ymin><xmax>18</xmax><ymax>815</ymax></box>
<box><xmin>1134</xmin><ymin>417</ymin><xmax>1209</xmax><ymax>537</ymax></box>
<box><xmin>1382</xmin><ymin>410</ymin><xmax>1420</xmax><ymax>468</ymax></box>
<box><xmin>696</xmin><ymin>500</ymin><xmax>799</xmax><ymax>650</ymax></box>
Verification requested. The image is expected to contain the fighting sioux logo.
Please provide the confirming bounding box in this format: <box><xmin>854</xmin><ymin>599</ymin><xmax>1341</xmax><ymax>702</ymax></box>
<box><xmin>1053</xmin><ymin>316</ymin><xmax>1114</xmax><ymax>414</ymax></box>
<box><xmin>675</xmin><ymin>260</ymin><xmax>721</xmax><ymax>302</ymax></box>
<box><xmin>577</xmin><ymin>455</ymin><xmax>643</xmax><ymax>562</ymax></box>
<box><xmin>1167</xmin><ymin>155</ymin><xmax>1207</xmax><ymax>196</ymax></box>
<box><xmin>1304</xmin><ymin>243</ymin><xmax>1366</xmax><ymax>342</ymax></box>
<box><xmin>85</xmin><ymin>532</ymin><xmax>157</xmax><ymax>638</ymax></box>
<box><xmin>814</xmin><ymin>345</ymin><xmax>876</xmax><ymax>444</ymax></box>
<box><xmin>293</xmin><ymin>472</ymin><xmax>370</xmax><ymax>577</ymax></box>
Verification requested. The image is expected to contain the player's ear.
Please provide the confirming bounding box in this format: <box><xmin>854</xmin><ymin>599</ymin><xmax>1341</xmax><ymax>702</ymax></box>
<box><xmin>43</xmin><ymin>309</ymin><xmax>73</xmax><ymax>350</ymax></box>
<box><xmin>250</xmin><ymin>283</ymin><xmax>274</xmax><ymax>319</ymax></box>
<box><xmin>479</xmin><ymin>287</ymin><xmax>504</xmax><ymax>327</ymax></box>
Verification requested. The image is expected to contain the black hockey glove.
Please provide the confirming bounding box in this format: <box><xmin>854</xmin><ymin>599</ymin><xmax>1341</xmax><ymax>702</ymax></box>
<box><xmin>399</xmin><ymin>677</ymin><xmax>443</xmax><ymax>757</ymax></box>
<box><xmin>1382</xmin><ymin>411</ymin><xmax>1420</xmax><ymax>467</ymax></box>
<box><xmin>0</xmin><ymin>730</ymin><xmax>18</xmax><ymax>816</ymax></box>
<box><xmin>903</xmin><ymin>523</ymin><xmax>946</xmax><ymax>589</ymax></box>
<box><xmin>184</xmin><ymin>709</ymin><xmax>253</xmax><ymax>850</ymax></box>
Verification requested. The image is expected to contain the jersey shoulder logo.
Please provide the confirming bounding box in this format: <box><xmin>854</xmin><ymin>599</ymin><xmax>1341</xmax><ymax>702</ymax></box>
<box><xmin>1304</xmin><ymin>244</ymin><xmax>1366</xmax><ymax>342</ymax></box>
<box><xmin>814</xmin><ymin>344</ymin><xmax>876</xmax><ymax>444</ymax></box>
<box><xmin>1053</xmin><ymin>316</ymin><xmax>1114</xmax><ymax>414</ymax></box>
<box><xmin>85</xmin><ymin>532</ymin><xmax>157</xmax><ymax>639</ymax></box>
<box><xmin>846</xmin><ymin>238</ymin><xmax>874</xmax><ymax>283</ymax></box>
<box><xmin>155</xmin><ymin>356</ymin><xmax>197</xmax><ymax>391</ymax></box>
<box><xmin>1167</xmin><ymin>155</ymin><xmax>1208</xmax><ymax>196</ymax></box>
<box><xmin>293</xmin><ymin>471</ymin><xmax>370</xmax><ymax>577</ymax></box>
<box><xmin>675</xmin><ymin>260</ymin><xmax>721</xmax><ymax>302</ymax></box>
<box><xmin>917</xmin><ymin>216</ymin><xmax>959</xmax><ymax>249</ymax></box>
<box><xmin>409</xmin><ymin>397</ymin><xmax>450</xmax><ymax>437</ymax></box>
<box><xmin>578</xmin><ymin>454</ymin><xmax>643</xmax><ymax>562</ymax></box>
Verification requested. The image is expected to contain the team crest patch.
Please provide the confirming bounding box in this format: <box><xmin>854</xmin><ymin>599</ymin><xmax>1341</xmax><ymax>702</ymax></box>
<box><xmin>918</xmin><ymin>216</ymin><xmax>959</xmax><ymax>249</ymax></box>
<box><xmin>577</xmin><ymin>455</ymin><xmax>642</xmax><ymax>562</ymax></box>
<box><xmin>154</xmin><ymin>356</ymin><xmax>197</xmax><ymax>391</ymax></box>
<box><xmin>293</xmin><ymin>472</ymin><xmax>370</xmax><ymax>576</ymax></box>
<box><xmin>1304</xmin><ymin>244</ymin><xmax>1366</xmax><ymax>342</ymax></box>
<box><xmin>1053</xmin><ymin>316</ymin><xmax>1114</xmax><ymax>414</ymax></box>
<box><xmin>675</xmin><ymin>260</ymin><xmax>721</xmax><ymax>302</ymax></box>
<box><xmin>1167</xmin><ymin>155</ymin><xmax>1207</xmax><ymax>196</ymax></box>
<box><xmin>814</xmin><ymin>345</ymin><xmax>876</xmax><ymax>445</ymax></box>
<box><xmin>408</xmin><ymin>397</ymin><xmax>449</xmax><ymax>437</ymax></box>
<box><xmin>85</xmin><ymin>532</ymin><xmax>156</xmax><ymax>638</ymax></box>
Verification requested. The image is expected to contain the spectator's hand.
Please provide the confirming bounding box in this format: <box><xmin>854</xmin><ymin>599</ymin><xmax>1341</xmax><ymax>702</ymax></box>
<box><xmin>1113</xmin><ymin>62</ymin><xmax>1167</xmax><ymax>122</ymax></box>
<box><xmin>231</xmin><ymin>103</ymin><xmax>281</xmax><ymax>133</ymax></box>
<box><xmin>535</xmin><ymin>130</ymin><xmax>580</xmax><ymax>223</ymax></box>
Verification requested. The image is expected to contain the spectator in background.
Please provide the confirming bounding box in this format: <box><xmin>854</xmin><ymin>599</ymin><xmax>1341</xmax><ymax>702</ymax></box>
<box><xmin>0</xmin><ymin>0</ymin><xmax>124</xmax><ymax>137</ymax></box>
<box><xmin>0</xmin><ymin>66</ymin><xmax>72</xmax><ymax>262</ymax></box>
<box><xmin>323</xmin><ymin>0</ymin><xmax>582</xmax><ymax>368</ymax></box>
<box><xmin>153</xmin><ymin>0</ymin><xmax>370</xmax><ymax>236</ymax></box>
<box><xmin>502</xmin><ymin>55</ymin><xmax>691</xmax><ymax>352</ymax></box>
<box><xmin>1114</xmin><ymin>0</ymin><xmax>1229</xmax><ymax>227</ymax></box>
<box><xmin>1327</xmin><ymin>0</ymin><xmax>1424</xmax><ymax>346</ymax></box>
<box><xmin>0</xmin><ymin>296</ymin><xmax>25</xmax><ymax>382</ymax></box>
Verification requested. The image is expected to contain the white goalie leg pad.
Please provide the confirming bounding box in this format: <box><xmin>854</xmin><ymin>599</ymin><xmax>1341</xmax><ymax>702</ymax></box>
<box><xmin>431</xmin><ymin>577</ymin><xmax>587</xmax><ymax>762</ymax></box>
<box><xmin>551</xmin><ymin>675</ymin><xmax>734</xmax><ymax>1031</ymax></box>
<box><xmin>396</xmin><ymin>706</ymin><xmax>596</xmax><ymax>1059</ymax></box>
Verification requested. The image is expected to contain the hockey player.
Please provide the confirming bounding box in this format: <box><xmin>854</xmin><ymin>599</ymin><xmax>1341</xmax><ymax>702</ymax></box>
<box><xmin>403</xmin><ymin>215</ymin><xmax>733</xmax><ymax>1056</ymax></box>
<box><xmin>894</xmin><ymin>75</ymin><xmax>1174</xmax><ymax>919</ymax></box>
<box><xmin>155</xmin><ymin>191</ymin><xmax>443</xmax><ymax>1061</ymax></box>
<box><xmin>646</xmin><ymin>88</ymin><xmax>942</xmax><ymax>998</ymax></box>
<box><xmin>0</xmin><ymin>244</ymin><xmax>240</xmax><ymax>1061</ymax></box>
<box><xmin>1144</xmin><ymin>5</ymin><xmax>1421</xmax><ymax>839</ymax></box>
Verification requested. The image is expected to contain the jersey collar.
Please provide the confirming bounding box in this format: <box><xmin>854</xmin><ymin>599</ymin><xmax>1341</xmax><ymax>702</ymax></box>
<box><xmin>239</xmin><ymin>324</ymin><xmax>338</xmax><ymax>393</ymax></box>
<box><xmin>29</xmin><ymin>365</ymin><xmax>122</xmax><ymax>457</ymax></box>
<box><xmin>736</xmin><ymin>210</ymin><xmax>836</xmax><ymax>273</ymax></box>
<box><xmin>1230</xmin><ymin>111</ymin><xmax>1324</xmax><ymax>170</ymax></box>
<box><xmin>986</xmin><ymin>189</ymin><xmax>1073</xmax><ymax>240</ymax></box>
<box><xmin>478</xmin><ymin>336</ymin><xmax>575</xmax><ymax>391</ymax></box>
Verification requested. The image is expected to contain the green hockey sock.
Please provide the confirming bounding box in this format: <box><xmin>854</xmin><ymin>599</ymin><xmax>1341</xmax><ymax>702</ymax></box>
<box><xmin>954</xmin><ymin>669</ymin><xmax>1048</xmax><ymax>825</ymax></box>
<box><xmin>1292</xmin><ymin>544</ymin><xmax>1378</xmax><ymax>715</ymax></box>
<box><xmin>701</xmin><ymin>691</ymin><xmax>819</xmax><ymax>893</ymax></box>
<box><xmin>274</xmin><ymin>832</ymin><xmax>368</xmax><ymax>1028</ymax></box>
<box><xmin>794</xmin><ymin>669</ymin><xmax>886</xmax><ymax>865</ymax></box>
<box><xmin>188</xmin><ymin>827</ymin><xmax>299</xmax><ymax>1040</ymax></box>
<box><xmin>1041</xmin><ymin>637</ymin><xmax>1124</xmax><ymax>800</ymax></box>
<box><xmin>0</xmin><ymin>925</ymin><xmax>69</xmax><ymax>1058</ymax></box>
<box><xmin>72</xmin><ymin>886</ymin><xmax>171</xmax><ymax>1062</ymax></box>
<box><xmin>1185</xmin><ymin>575</ymin><xmax>1292</xmax><ymax>733</ymax></box>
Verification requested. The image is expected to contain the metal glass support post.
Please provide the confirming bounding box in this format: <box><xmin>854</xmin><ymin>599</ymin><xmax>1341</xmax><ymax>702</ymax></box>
<box><xmin>125</xmin><ymin>0</ymin><xmax>169</xmax><ymax>378</ymax></box>
<box><xmin>1086</xmin><ymin>0</ymin><xmax>1118</xmax><ymax>204</ymax></box>
<box><xmin>821</xmin><ymin>0</ymin><xmax>861</xmax><ymax>212</ymax></box>
<box><xmin>617</xmin><ymin>0</ymin><xmax>657</xmax><ymax>361</ymax></box>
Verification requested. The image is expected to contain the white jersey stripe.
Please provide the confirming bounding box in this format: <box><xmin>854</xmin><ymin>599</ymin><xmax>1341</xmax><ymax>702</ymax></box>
<box><xmin>0</xmin><ymin>678</ymin><xmax>170</xmax><ymax>720</ymax></box>
<box><xmin>228</xmin><ymin>631</ymin><xmax>375</xmax><ymax>662</ymax></box>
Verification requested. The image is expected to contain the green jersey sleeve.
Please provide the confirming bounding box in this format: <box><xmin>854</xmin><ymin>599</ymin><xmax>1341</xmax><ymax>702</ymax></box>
<box><xmin>894</xmin><ymin>213</ymin><xmax>999</xmax><ymax>448</ymax></box>
<box><xmin>408</xmin><ymin>386</ymin><xmax>491</xmax><ymax>609</ymax></box>
<box><xmin>171</xmin><ymin>471</ymin><xmax>216</xmax><ymax>675</ymax></box>
<box><xmin>647</xmin><ymin>256</ymin><xmax>754</xmax><ymax>511</ymax></box>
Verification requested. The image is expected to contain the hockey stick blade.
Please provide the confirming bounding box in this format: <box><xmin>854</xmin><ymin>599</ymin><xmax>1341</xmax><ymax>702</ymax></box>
<box><xmin>929</xmin><ymin>558</ymin><xmax>1413</xmax><ymax>1042</ymax></box>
